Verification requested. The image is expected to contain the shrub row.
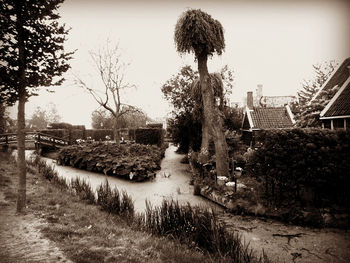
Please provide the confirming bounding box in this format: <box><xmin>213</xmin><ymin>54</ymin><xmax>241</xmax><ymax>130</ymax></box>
<box><xmin>85</xmin><ymin>129</ymin><xmax>114</xmax><ymax>141</ymax></box>
<box><xmin>28</xmin><ymin>156</ymin><xmax>266</xmax><ymax>262</ymax></box>
<box><xmin>135</xmin><ymin>128</ymin><xmax>164</xmax><ymax>146</ymax></box>
<box><xmin>247</xmin><ymin>128</ymin><xmax>350</xmax><ymax>207</ymax></box>
<box><xmin>57</xmin><ymin>142</ymin><xmax>164</xmax><ymax>181</ymax></box>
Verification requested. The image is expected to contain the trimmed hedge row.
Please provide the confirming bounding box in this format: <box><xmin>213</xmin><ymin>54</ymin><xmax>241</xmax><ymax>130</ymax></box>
<box><xmin>39</xmin><ymin>129</ymin><xmax>69</xmax><ymax>140</ymax></box>
<box><xmin>57</xmin><ymin>142</ymin><xmax>165</xmax><ymax>181</ymax></box>
<box><xmin>247</xmin><ymin>128</ymin><xmax>350</xmax><ymax>207</ymax></box>
<box><xmin>85</xmin><ymin>129</ymin><xmax>114</xmax><ymax>141</ymax></box>
<box><xmin>135</xmin><ymin>128</ymin><xmax>164</xmax><ymax>146</ymax></box>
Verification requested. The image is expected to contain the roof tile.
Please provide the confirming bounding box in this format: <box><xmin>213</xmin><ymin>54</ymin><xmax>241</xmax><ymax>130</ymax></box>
<box><xmin>250</xmin><ymin>107</ymin><xmax>294</xmax><ymax>129</ymax></box>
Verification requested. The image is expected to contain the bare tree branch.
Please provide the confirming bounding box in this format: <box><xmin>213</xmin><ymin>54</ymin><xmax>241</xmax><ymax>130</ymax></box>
<box><xmin>73</xmin><ymin>40</ymin><xmax>138</xmax><ymax>144</ymax></box>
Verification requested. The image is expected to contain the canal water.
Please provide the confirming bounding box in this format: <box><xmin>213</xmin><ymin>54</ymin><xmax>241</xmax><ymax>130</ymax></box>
<box><xmin>40</xmin><ymin>144</ymin><xmax>219</xmax><ymax>214</ymax></box>
<box><xmin>21</xmin><ymin>145</ymin><xmax>350</xmax><ymax>262</ymax></box>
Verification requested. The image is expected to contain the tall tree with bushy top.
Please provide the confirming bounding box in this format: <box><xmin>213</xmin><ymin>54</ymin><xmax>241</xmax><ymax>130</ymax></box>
<box><xmin>0</xmin><ymin>0</ymin><xmax>73</xmax><ymax>212</ymax></box>
<box><xmin>174</xmin><ymin>9</ymin><xmax>229</xmax><ymax>177</ymax></box>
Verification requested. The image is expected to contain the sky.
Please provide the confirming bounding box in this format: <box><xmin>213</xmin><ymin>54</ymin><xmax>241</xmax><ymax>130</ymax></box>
<box><xmin>9</xmin><ymin>0</ymin><xmax>350</xmax><ymax>128</ymax></box>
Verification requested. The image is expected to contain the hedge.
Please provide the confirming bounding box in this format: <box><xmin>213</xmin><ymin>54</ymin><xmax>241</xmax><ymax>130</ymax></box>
<box><xmin>135</xmin><ymin>128</ymin><xmax>164</xmax><ymax>147</ymax></box>
<box><xmin>57</xmin><ymin>142</ymin><xmax>164</xmax><ymax>181</ymax></box>
<box><xmin>247</xmin><ymin>128</ymin><xmax>350</xmax><ymax>208</ymax></box>
<box><xmin>39</xmin><ymin>129</ymin><xmax>69</xmax><ymax>140</ymax></box>
<box><xmin>85</xmin><ymin>129</ymin><xmax>114</xmax><ymax>141</ymax></box>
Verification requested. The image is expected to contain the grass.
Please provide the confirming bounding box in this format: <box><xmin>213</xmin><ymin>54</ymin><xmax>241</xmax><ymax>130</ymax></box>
<box><xmin>23</xmin><ymin>152</ymin><xmax>268</xmax><ymax>262</ymax></box>
<box><xmin>1</xmin><ymin>151</ymin><xmax>214</xmax><ymax>263</ymax></box>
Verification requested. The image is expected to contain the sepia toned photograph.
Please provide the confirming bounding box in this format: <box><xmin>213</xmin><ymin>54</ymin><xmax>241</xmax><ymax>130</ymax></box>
<box><xmin>1</xmin><ymin>0</ymin><xmax>349</xmax><ymax>262</ymax></box>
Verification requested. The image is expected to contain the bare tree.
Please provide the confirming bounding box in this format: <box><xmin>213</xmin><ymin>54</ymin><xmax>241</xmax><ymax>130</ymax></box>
<box><xmin>75</xmin><ymin>42</ymin><xmax>140</xmax><ymax>146</ymax></box>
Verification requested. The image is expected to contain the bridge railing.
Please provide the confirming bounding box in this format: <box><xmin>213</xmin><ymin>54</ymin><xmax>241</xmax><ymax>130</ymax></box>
<box><xmin>0</xmin><ymin>132</ymin><xmax>69</xmax><ymax>148</ymax></box>
<box><xmin>35</xmin><ymin>132</ymin><xmax>69</xmax><ymax>147</ymax></box>
<box><xmin>0</xmin><ymin>132</ymin><xmax>36</xmax><ymax>145</ymax></box>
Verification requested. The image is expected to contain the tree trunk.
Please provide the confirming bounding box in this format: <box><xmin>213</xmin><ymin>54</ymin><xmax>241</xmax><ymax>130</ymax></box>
<box><xmin>16</xmin><ymin>2</ymin><xmax>27</xmax><ymax>213</ymax></box>
<box><xmin>16</xmin><ymin>91</ymin><xmax>26</xmax><ymax>213</ymax></box>
<box><xmin>200</xmin><ymin>116</ymin><xmax>210</xmax><ymax>160</ymax></box>
<box><xmin>198</xmin><ymin>54</ymin><xmax>229</xmax><ymax>177</ymax></box>
<box><xmin>113</xmin><ymin>117</ymin><xmax>120</xmax><ymax>146</ymax></box>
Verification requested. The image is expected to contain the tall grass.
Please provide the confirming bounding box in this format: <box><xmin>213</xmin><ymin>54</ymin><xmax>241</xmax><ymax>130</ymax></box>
<box><xmin>70</xmin><ymin>177</ymin><xmax>96</xmax><ymax>204</ymax></box>
<box><xmin>140</xmin><ymin>200</ymin><xmax>265</xmax><ymax>262</ymax></box>
<box><xmin>97</xmin><ymin>180</ymin><xmax>135</xmax><ymax>222</ymax></box>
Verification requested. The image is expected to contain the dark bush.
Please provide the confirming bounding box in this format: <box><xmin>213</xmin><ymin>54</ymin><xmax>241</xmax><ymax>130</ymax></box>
<box><xmin>48</xmin><ymin>122</ymin><xmax>73</xmax><ymax>129</ymax></box>
<box><xmin>39</xmin><ymin>129</ymin><xmax>69</xmax><ymax>140</ymax></box>
<box><xmin>247</xmin><ymin>128</ymin><xmax>350</xmax><ymax>208</ymax></box>
<box><xmin>135</xmin><ymin>128</ymin><xmax>164</xmax><ymax>147</ymax></box>
<box><xmin>146</xmin><ymin>123</ymin><xmax>163</xmax><ymax>129</ymax></box>
<box><xmin>85</xmin><ymin>129</ymin><xmax>114</xmax><ymax>141</ymax></box>
<box><xmin>128</xmin><ymin>128</ymin><xmax>136</xmax><ymax>141</ymax></box>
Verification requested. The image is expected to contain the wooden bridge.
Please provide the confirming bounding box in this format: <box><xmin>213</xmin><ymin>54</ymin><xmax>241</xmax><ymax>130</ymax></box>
<box><xmin>0</xmin><ymin>132</ymin><xmax>70</xmax><ymax>150</ymax></box>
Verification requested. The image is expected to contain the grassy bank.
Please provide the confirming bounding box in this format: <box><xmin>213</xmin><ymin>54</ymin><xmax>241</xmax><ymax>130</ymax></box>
<box><xmin>2</xmin><ymin>151</ymin><xmax>268</xmax><ymax>262</ymax></box>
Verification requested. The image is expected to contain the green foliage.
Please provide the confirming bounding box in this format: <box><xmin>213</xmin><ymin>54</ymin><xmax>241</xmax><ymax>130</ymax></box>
<box><xmin>0</xmin><ymin>0</ymin><xmax>74</xmax><ymax>105</ymax></box>
<box><xmin>57</xmin><ymin>142</ymin><xmax>164</xmax><ymax>181</ymax></box>
<box><xmin>162</xmin><ymin>65</ymin><xmax>236</xmax><ymax>153</ymax></box>
<box><xmin>247</xmin><ymin>128</ymin><xmax>350</xmax><ymax>207</ymax></box>
<box><xmin>135</xmin><ymin>128</ymin><xmax>164</xmax><ymax>147</ymax></box>
<box><xmin>174</xmin><ymin>9</ymin><xmax>225</xmax><ymax>58</ymax></box>
<box><xmin>167</xmin><ymin>112</ymin><xmax>202</xmax><ymax>153</ymax></box>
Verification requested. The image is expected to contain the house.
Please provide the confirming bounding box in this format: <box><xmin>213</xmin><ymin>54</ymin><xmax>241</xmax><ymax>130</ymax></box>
<box><xmin>320</xmin><ymin>71</ymin><xmax>350</xmax><ymax>130</ymax></box>
<box><xmin>241</xmin><ymin>91</ymin><xmax>295</xmax><ymax>145</ymax></box>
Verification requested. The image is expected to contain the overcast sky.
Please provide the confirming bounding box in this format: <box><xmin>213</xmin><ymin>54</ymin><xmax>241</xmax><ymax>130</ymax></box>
<box><xmin>9</xmin><ymin>0</ymin><xmax>350</xmax><ymax>128</ymax></box>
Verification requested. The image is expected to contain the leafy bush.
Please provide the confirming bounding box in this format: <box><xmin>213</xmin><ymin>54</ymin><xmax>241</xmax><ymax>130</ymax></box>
<box><xmin>247</xmin><ymin>128</ymin><xmax>350</xmax><ymax>207</ymax></box>
<box><xmin>135</xmin><ymin>128</ymin><xmax>164</xmax><ymax>147</ymax></box>
<box><xmin>57</xmin><ymin>142</ymin><xmax>164</xmax><ymax>181</ymax></box>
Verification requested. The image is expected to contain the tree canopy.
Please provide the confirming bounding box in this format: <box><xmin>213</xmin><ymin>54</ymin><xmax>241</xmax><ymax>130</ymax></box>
<box><xmin>0</xmin><ymin>0</ymin><xmax>74</xmax><ymax>105</ymax></box>
<box><xmin>174</xmin><ymin>9</ymin><xmax>225</xmax><ymax>58</ymax></box>
<box><xmin>293</xmin><ymin>60</ymin><xmax>338</xmax><ymax>127</ymax></box>
<box><xmin>162</xmin><ymin>65</ymin><xmax>238</xmax><ymax>153</ymax></box>
<box><xmin>0</xmin><ymin>0</ymin><xmax>73</xmax><ymax>213</ymax></box>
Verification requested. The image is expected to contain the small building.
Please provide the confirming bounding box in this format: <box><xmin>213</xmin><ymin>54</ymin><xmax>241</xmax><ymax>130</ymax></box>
<box><xmin>320</xmin><ymin>74</ymin><xmax>350</xmax><ymax>130</ymax></box>
<box><xmin>241</xmin><ymin>91</ymin><xmax>295</xmax><ymax>145</ymax></box>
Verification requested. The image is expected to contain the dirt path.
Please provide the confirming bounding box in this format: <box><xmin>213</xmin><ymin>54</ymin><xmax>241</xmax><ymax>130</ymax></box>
<box><xmin>0</xmin><ymin>156</ymin><xmax>72</xmax><ymax>263</ymax></box>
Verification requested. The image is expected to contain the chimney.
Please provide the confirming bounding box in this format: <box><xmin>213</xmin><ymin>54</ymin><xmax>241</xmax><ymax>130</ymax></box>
<box><xmin>256</xmin><ymin>84</ymin><xmax>263</xmax><ymax>106</ymax></box>
<box><xmin>247</xmin><ymin>91</ymin><xmax>253</xmax><ymax>109</ymax></box>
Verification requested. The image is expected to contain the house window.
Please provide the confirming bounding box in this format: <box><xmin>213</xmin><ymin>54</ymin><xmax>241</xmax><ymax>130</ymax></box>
<box><xmin>346</xmin><ymin>118</ymin><xmax>350</xmax><ymax>130</ymax></box>
<box><xmin>333</xmin><ymin>119</ymin><xmax>345</xmax><ymax>129</ymax></box>
<box><xmin>323</xmin><ymin>120</ymin><xmax>331</xmax><ymax>129</ymax></box>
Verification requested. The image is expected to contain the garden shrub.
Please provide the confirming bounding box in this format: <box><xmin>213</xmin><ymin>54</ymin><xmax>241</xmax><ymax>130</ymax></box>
<box><xmin>247</xmin><ymin>128</ymin><xmax>350</xmax><ymax>208</ymax></box>
<box><xmin>48</xmin><ymin>122</ymin><xmax>73</xmax><ymax>129</ymax></box>
<box><xmin>39</xmin><ymin>129</ymin><xmax>69</xmax><ymax>140</ymax></box>
<box><xmin>85</xmin><ymin>129</ymin><xmax>114</xmax><ymax>141</ymax></box>
<box><xmin>135</xmin><ymin>128</ymin><xmax>164</xmax><ymax>147</ymax></box>
<box><xmin>57</xmin><ymin>142</ymin><xmax>164</xmax><ymax>181</ymax></box>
